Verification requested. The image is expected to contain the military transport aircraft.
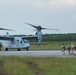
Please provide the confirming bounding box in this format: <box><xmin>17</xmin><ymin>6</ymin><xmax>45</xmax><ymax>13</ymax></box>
<box><xmin>0</xmin><ymin>24</ymin><xmax>59</xmax><ymax>51</ymax></box>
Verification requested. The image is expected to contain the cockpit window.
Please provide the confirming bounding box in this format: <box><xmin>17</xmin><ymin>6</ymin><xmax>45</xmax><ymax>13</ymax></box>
<box><xmin>17</xmin><ymin>40</ymin><xmax>19</xmax><ymax>43</ymax></box>
<box><xmin>24</xmin><ymin>40</ymin><xmax>29</xmax><ymax>43</ymax></box>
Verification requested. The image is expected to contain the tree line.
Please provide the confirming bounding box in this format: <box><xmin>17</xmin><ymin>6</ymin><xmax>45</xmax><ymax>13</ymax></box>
<box><xmin>12</xmin><ymin>33</ymin><xmax>76</xmax><ymax>42</ymax></box>
<box><xmin>42</xmin><ymin>33</ymin><xmax>76</xmax><ymax>42</ymax></box>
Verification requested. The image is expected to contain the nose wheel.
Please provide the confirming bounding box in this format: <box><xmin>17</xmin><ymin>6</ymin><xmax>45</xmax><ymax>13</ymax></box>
<box><xmin>26</xmin><ymin>47</ymin><xmax>29</xmax><ymax>51</ymax></box>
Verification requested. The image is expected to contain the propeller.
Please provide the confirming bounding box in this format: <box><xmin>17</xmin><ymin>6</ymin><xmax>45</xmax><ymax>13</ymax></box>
<box><xmin>0</xmin><ymin>28</ymin><xmax>15</xmax><ymax>31</ymax></box>
<box><xmin>26</xmin><ymin>23</ymin><xmax>59</xmax><ymax>31</ymax></box>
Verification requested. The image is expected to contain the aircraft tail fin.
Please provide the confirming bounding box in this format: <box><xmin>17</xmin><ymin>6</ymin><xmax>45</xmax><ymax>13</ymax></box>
<box><xmin>6</xmin><ymin>32</ymin><xmax>9</xmax><ymax>37</ymax></box>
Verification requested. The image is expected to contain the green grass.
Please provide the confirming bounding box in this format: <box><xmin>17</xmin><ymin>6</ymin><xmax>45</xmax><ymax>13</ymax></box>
<box><xmin>30</xmin><ymin>41</ymin><xmax>76</xmax><ymax>50</ymax></box>
<box><xmin>0</xmin><ymin>56</ymin><xmax>76</xmax><ymax>75</ymax></box>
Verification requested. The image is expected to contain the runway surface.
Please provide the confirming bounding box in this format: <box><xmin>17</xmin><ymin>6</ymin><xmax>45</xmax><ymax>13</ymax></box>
<box><xmin>0</xmin><ymin>50</ymin><xmax>76</xmax><ymax>57</ymax></box>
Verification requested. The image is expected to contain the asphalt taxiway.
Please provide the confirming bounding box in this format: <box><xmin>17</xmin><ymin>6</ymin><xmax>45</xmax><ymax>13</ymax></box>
<box><xmin>0</xmin><ymin>50</ymin><xmax>76</xmax><ymax>57</ymax></box>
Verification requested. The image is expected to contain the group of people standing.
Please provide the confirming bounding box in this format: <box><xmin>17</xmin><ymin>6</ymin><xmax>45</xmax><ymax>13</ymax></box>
<box><xmin>61</xmin><ymin>43</ymin><xmax>76</xmax><ymax>55</ymax></box>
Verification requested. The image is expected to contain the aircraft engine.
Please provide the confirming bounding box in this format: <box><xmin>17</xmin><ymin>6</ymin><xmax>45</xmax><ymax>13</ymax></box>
<box><xmin>36</xmin><ymin>31</ymin><xmax>42</xmax><ymax>46</ymax></box>
<box><xmin>26</xmin><ymin>23</ymin><xmax>59</xmax><ymax>46</ymax></box>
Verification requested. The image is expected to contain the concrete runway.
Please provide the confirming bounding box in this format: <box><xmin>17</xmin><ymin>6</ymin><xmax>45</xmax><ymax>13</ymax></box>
<box><xmin>0</xmin><ymin>50</ymin><xmax>76</xmax><ymax>57</ymax></box>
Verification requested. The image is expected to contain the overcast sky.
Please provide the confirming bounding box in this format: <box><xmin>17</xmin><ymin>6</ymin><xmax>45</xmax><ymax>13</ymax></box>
<box><xmin>0</xmin><ymin>0</ymin><xmax>76</xmax><ymax>35</ymax></box>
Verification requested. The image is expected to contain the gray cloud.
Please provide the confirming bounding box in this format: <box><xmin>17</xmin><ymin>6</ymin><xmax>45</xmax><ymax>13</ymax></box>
<box><xmin>0</xmin><ymin>0</ymin><xmax>76</xmax><ymax>34</ymax></box>
<box><xmin>0</xmin><ymin>0</ymin><xmax>76</xmax><ymax>10</ymax></box>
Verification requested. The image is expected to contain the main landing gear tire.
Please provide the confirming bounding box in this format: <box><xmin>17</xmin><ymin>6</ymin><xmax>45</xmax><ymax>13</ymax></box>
<box><xmin>26</xmin><ymin>48</ymin><xmax>29</xmax><ymax>51</ymax></box>
<box><xmin>5</xmin><ymin>48</ymin><xmax>8</xmax><ymax>51</ymax></box>
<box><xmin>17</xmin><ymin>49</ymin><xmax>21</xmax><ymax>51</ymax></box>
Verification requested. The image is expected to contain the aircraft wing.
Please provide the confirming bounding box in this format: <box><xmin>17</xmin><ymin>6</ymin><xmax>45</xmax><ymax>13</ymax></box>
<box><xmin>0</xmin><ymin>36</ymin><xmax>14</xmax><ymax>40</ymax></box>
<box><xmin>22</xmin><ymin>35</ymin><xmax>38</xmax><ymax>40</ymax></box>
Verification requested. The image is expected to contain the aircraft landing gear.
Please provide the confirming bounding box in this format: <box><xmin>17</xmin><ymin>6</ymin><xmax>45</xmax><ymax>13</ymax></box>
<box><xmin>26</xmin><ymin>47</ymin><xmax>29</xmax><ymax>51</ymax></box>
<box><xmin>5</xmin><ymin>48</ymin><xmax>8</xmax><ymax>51</ymax></box>
<box><xmin>17</xmin><ymin>49</ymin><xmax>21</xmax><ymax>51</ymax></box>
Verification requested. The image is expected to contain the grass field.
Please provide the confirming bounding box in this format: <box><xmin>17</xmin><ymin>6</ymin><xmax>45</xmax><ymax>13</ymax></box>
<box><xmin>0</xmin><ymin>56</ymin><xmax>76</xmax><ymax>75</ymax></box>
<box><xmin>30</xmin><ymin>41</ymin><xmax>76</xmax><ymax>50</ymax></box>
